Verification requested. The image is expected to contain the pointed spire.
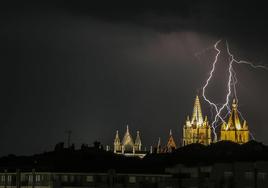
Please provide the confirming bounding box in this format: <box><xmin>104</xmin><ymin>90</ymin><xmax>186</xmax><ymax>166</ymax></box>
<box><xmin>221</xmin><ymin>122</ymin><xmax>227</xmax><ymax>130</ymax></box>
<box><xmin>135</xmin><ymin>131</ymin><xmax>142</xmax><ymax>150</ymax></box>
<box><xmin>157</xmin><ymin>137</ymin><xmax>161</xmax><ymax>153</ymax></box>
<box><xmin>126</xmin><ymin>124</ymin><xmax>129</xmax><ymax>133</ymax></box>
<box><xmin>114</xmin><ymin>130</ymin><xmax>120</xmax><ymax>143</ymax></box>
<box><xmin>243</xmin><ymin>120</ymin><xmax>248</xmax><ymax>130</ymax></box>
<box><xmin>150</xmin><ymin>146</ymin><xmax>153</xmax><ymax>154</ymax></box>
<box><xmin>122</xmin><ymin>125</ymin><xmax>134</xmax><ymax>151</ymax></box>
<box><xmin>186</xmin><ymin>115</ymin><xmax>191</xmax><ymax>127</ymax></box>
<box><xmin>166</xmin><ymin>130</ymin><xmax>176</xmax><ymax>152</ymax></box>
<box><xmin>114</xmin><ymin>130</ymin><xmax>121</xmax><ymax>153</ymax></box>
<box><xmin>157</xmin><ymin>137</ymin><xmax>161</xmax><ymax>147</ymax></box>
<box><xmin>191</xmin><ymin>95</ymin><xmax>204</xmax><ymax>126</ymax></box>
<box><xmin>232</xmin><ymin>98</ymin><xmax>238</xmax><ymax>109</ymax></box>
<box><xmin>227</xmin><ymin>98</ymin><xmax>241</xmax><ymax>130</ymax></box>
<box><xmin>203</xmin><ymin>116</ymin><xmax>208</xmax><ymax>127</ymax></box>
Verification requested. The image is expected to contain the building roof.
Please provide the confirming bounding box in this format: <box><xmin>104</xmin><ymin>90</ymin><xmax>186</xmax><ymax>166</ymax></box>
<box><xmin>191</xmin><ymin>95</ymin><xmax>204</xmax><ymax>127</ymax></box>
<box><xmin>167</xmin><ymin>130</ymin><xmax>177</xmax><ymax>149</ymax></box>
<box><xmin>135</xmin><ymin>131</ymin><xmax>141</xmax><ymax>146</ymax></box>
<box><xmin>122</xmin><ymin>125</ymin><xmax>134</xmax><ymax>151</ymax></box>
<box><xmin>226</xmin><ymin>99</ymin><xmax>243</xmax><ymax>130</ymax></box>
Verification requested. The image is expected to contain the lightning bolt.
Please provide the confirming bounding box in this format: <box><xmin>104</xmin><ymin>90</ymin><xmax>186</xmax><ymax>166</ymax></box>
<box><xmin>201</xmin><ymin>40</ymin><xmax>267</xmax><ymax>142</ymax></box>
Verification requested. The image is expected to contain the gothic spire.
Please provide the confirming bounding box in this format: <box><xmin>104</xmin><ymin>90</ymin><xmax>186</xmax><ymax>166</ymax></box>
<box><xmin>122</xmin><ymin>125</ymin><xmax>134</xmax><ymax>151</ymax></box>
<box><xmin>157</xmin><ymin>137</ymin><xmax>161</xmax><ymax>147</ymax></box>
<box><xmin>191</xmin><ymin>95</ymin><xmax>204</xmax><ymax>126</ymax></box>
<box><xmin>157</xmin><ymin>137</ymin><xmax>161</xmax><ymax>153</ymax></box>
<box><xmin>166</xmin><ymin>129</ymin><xmax>176</xmax><ymax>151</ymax></box>
<box><xmin>135</xmin><ymin>131</ymin><xmax>141</xmax><ymax>146</ymax></box>
<box><xmin>114</xmin><ymin>130</ymin><xmax>120</xmax><ymax>144</ymax></box>
<box><xmin>227</xmin><ymin>99</ymin><xmax>241</xmax><ymax>130</ymax></box>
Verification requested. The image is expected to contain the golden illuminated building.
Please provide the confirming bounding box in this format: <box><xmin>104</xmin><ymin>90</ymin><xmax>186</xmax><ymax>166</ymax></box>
<box><xmin>164</xmin><ymin>130</ymin><xmax>177</xmax><ymax>152</ymax></box>
<box><xmin>113</xmin><ymin>125</ymin><xmax>146</xmax><ymax>158</ymax></box>
<box><xmin>155</xmin><ymin>130</ymin><xmax>177</xmax><ymax>153</ymax></box>
<box><xmin>182</xmin><ymin>95</ymin><xmax>211</xmax><ymax>146</ymax></box>
<box><xmin>220</xmin><ymin>99</ymin><xmax>249</xmax><ymax>144</ymax></box>
<box><xmin>112</xmin><ymin>97</ymin><xmax>251</xmax><ymax>156</ymax></box>
<box><xmin>166</xmin><ymin>130</ymin><xmax>177</xmax><ymax>152</ymax></box>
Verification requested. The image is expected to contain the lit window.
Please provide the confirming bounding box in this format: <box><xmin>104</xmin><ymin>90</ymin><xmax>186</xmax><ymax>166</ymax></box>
<box><xmin>258</xmin><ymin>172</ymin><xmax>266</xmax><ymax>180</ymax></box>
<box><xmin>28</xmin><ymin>175</ymin><xmax>33</xmax><ymax>182</ymax></box>
<box><xmin>245</xmin><ymin>172</ymin><xmax>254</xmax><ymax>179</ymax></box>
<box><xmin>129</xmin><ymin>176</ymin><xmax>136</xmax><ymax>183</ymax></box>
<box><xmin>36</xmin><ymin>175</ymin><xmax>41</xmax><ymax>182</ymax></box>
<box><xmin>86</xmin><ymin>176</ymin><xmax>93</xmax><ymax>182</ymax></box>
<box><xmin>1</xmin><ymin>175</ymin><xmax>5</xmax><ymax>182</ymax></box>
<box><xmin>7</xmin><ymin>175</ymin><xmax>12</xmax><ymax>182</ymax></box>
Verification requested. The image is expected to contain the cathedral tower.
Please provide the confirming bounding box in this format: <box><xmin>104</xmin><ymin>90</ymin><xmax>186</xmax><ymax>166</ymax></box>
<box><xmin>113</xmin><ymin>130</ymin><xmax>121</xmax><ymax>152</ymax></box>
<box><xmin>220</xmin><ymin>99</ymin><xmax>249</xmax><ymax>144</ymax></box>
<box><xmin>122</xmin><ymin>125</ymin><xmax>134</xmax><ymax>152</ymax></box>
<box><xmin>183</xmin><ymin>95</ymin><xmax>212</xmax><ymax>146</ymax></box>
<box><xmin>134</xmin><ymin>131</ymin><xmax>142</xmax><ymax>151</ymax></box>
<box><xmin>113</xmin><ymin>125</ymin><xmax>146</xmax><ymax>158</ymax></box>
<box><xmin>165</xmin><ymin>129</ymin><xmax>177</xmax><ymax>152</ymax></box>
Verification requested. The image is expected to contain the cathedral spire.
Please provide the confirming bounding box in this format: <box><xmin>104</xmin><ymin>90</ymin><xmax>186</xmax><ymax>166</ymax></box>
<box><xmin>191</xmin><ymin>95</ymin><xmax>204</xmax><ymax>126</ymax></box>
<box><xmin>220</xmin><ymin>99</ymin><xmax>250</xmax><ymax>144</ymax></box>
<box><xmin>185</xmin><ymin>115</ymin><xmax>191</xmax><ymax>127</ymax></box>
<box><xmin>126</xmin><ymin>124</ymin><xmax>129</xmax><ymax>133</ymax></box>
<box><xmin>166</xmin><ymin>129</ymin><xmax>176</xmax><ymax>152</ymax></box>
<box><xmin>114</xmin><ymin>130</ymin><xmax>120</xmax><ymax>143</ymax></box>
<box><xmin>122</xmin><ymin>125</ymin><xmax>134</xmax><ymax>152</ymax></box>
<box><xmin>134</xmin><ymin>131</ymin><xmax>142</xmax><ymax>151</ymax></box>
<box><xmin>157</xmin><ymin>137</ymin><xmax>161</xmax><ymax>147</ymax></box>
<box><xmin>114</xmin><ymin>130</ymin><xmax>121</xmax><ymax>152</ymax></box>
<box><xmin>157</xmin><ymin>137</ymin><xmax>161</xmax><ymax>153</ymax></box>
<box><xmin>226</xmin><ymin>99</ymin><xmax>241</xmax><ymax>130</ymax></box>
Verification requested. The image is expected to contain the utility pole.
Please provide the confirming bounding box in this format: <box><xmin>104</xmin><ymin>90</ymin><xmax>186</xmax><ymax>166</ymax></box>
<box><xmin>65</xmin><ymin>130</ymin><xmax>72</xmax><ymax>148</ymax></box>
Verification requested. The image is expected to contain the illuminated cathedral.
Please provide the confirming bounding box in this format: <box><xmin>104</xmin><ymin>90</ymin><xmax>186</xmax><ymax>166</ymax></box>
<box><xmin>220</xmin><ymin>99</ymin><xmax>249</xmax><ymax>144</ymax></box>
<box><xmin>112</xmin><ymin>96</ymin><xmax>251</xmax><ymax>157</ymax></box>
<box><xmin>113</xmin><ymin>125</ymin><xmax>146</xmax><ymax>158</ymax></box>
<box><xmin>182</xmin><ymin>95</ymin><xmax>212</xmax><ymax>146</ymax></box>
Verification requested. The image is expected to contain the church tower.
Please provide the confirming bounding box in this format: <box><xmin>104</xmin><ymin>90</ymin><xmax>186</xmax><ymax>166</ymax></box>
<box><xmin>122</xmin><ymin>125</ymin><xmax>134</xmax><ymax>152</ymax></box>
<box><xmin>220</xmin><ymin>99</ymin><xmax>249</xmax><ymax>144</ymax></box>
<box><xmin>113</xmin><ymin>125</ymin><xmax>146</xmax><ymax>158</ymax></box>
<box><xmin>183</xmin><ymin>95</ymin><xmax>212</xmax><ymax>146</ymax></box>
<box><xmin>165</xmin><ymin>129</ymin><xmax>177</xmax><ymax>152</ymax></box>
<box><xmin>134</xmin><ymin>131</ymin><xmax>142</xmax><ymax>151</ymax></box>
<box><xmin>113</xmin><ymin>130</ymin><xmax>121</xmax><ymax>152</ymax></box>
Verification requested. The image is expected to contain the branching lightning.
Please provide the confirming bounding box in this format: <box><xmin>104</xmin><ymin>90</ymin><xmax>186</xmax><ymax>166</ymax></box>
<box><xmin>201</xmin><ymin>40</ymin><xmax>267</xmax><ymax>142</ymax></box>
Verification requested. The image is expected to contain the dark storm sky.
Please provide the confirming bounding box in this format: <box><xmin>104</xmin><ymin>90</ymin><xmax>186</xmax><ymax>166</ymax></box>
<box><xmin>1</xmin><ymin>1</ymin><xmax>268</xmax><ymax>156</ymax></box>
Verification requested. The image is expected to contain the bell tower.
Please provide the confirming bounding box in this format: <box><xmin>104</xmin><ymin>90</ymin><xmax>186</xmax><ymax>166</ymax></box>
<box><xmin>183</xmin><ymin>95</ymin><xmax>212</xmax><ymax>146</ymax></box>
<box><xmin>220</xmin><ymin>99</ymin><xmax>249</xmax><ymax>144</ymax></box>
